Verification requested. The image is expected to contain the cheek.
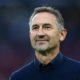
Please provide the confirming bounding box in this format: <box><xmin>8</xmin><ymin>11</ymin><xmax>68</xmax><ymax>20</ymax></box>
<box><xmin>30</xmin><ymin>33</ymin><xmax>36</xmax><ymax>42</ymax></box>
<box><xmin>50</xmin><ymin>33</ymin><xmax>60</xmax><ymax>41</ymax></box>
<box><xmin>30</xmin><ymin>35</ymin><xmax>33</xmax><ymax>41</ymax></box>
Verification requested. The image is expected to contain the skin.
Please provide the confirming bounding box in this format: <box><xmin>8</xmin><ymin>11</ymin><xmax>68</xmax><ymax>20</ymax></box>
<box><xmin>29</xmin><ymin>12</ymin><xmax>67</xmax><ymax>64</ymax></box>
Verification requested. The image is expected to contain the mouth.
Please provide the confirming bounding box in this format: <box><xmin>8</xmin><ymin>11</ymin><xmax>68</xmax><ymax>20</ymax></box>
<box><xmin>36</xmin><ymin>40</ymin><xmax>49</xmax><ymax>44</ymax></box>
<box><xmin>36</xmin><ymin>39</ymin><xmax>49</xmax><ymax>41</ymax></box>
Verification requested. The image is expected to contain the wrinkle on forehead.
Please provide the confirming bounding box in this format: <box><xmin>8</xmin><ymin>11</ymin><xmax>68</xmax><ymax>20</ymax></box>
<box><xmin>31</xmin><ymin>12</ymin><xmax>57</xmax><ymax>25</ymax></box>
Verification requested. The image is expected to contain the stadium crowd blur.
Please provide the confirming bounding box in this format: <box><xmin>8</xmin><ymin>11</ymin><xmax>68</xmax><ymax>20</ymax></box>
<box><xmin>0</xmin><ymin>0</ymin><xmax>80</xmax><ymax>80</ymax></box>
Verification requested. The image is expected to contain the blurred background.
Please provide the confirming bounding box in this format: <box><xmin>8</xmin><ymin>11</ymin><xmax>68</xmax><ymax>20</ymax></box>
<box><xmin>0</xmin><ymin>0</ymin><xmax>80</xmax><ymax>80</ymax></box>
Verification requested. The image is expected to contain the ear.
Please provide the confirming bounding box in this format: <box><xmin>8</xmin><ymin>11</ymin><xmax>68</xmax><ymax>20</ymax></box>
<box><xmin>59</xmin><ymin>29</ymin><xmax>67</xmax><ymax>42</ymax></box>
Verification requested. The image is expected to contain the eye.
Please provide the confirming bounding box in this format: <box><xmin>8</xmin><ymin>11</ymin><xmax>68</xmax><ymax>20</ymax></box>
<box><xmin>43</xmin><ymin>24</ymin><xmax>52</xmax><ymax>29</ymax></box>
<box><xmin>32</xmin><ymin>25</ymin><xmax>39</xmax><ymax>30</ymax></box>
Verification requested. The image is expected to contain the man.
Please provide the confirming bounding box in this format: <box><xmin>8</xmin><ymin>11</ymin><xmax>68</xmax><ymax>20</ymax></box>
<box><xmin>9</xmin><ymin>6</ymin><xmax>80</xmax><ymax>80</ymax></box>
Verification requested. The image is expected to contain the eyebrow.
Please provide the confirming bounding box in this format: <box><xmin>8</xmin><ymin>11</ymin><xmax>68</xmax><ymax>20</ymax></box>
<box><xmin>32</xmin><ymin>23</ymin><xmax>52</xmax><ymax>26</ymax></box>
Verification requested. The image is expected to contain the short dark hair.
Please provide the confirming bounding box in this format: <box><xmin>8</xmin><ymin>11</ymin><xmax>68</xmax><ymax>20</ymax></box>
<box><xmin>29</xmin><ymin>6</ymin><xmax>64</xmax><ymax>31</ymax></box>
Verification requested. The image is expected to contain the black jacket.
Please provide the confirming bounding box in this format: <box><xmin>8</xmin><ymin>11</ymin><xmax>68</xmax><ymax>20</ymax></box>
<box><xmin>9</xmin><ymin>53</ymin><xmax>80</xmax><ymax>80</ymax></box>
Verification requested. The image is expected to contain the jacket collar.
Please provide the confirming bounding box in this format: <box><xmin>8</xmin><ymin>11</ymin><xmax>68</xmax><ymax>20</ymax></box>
<box><xmin>33</xmin><ymin>52</ymin><xmax>64</xmax><ymax>71</ymax></box>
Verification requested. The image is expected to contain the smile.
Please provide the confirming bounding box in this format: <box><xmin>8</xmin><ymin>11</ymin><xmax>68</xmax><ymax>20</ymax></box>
<box><xmin>36</xmin><ymin>40</ymin><xmax>48</xmax><ymax>44</ymax></box>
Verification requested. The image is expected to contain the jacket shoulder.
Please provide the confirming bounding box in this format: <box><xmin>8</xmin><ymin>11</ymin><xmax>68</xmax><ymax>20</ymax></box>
<box><xmin>63</xmin><ymin>56</ymin><xmax>80</xmax><ymax>68</ymax></box>
<box><xmin>9</xmin><ymin>61</ymin><xmax>34</xmax><ymax>80</ymax></box>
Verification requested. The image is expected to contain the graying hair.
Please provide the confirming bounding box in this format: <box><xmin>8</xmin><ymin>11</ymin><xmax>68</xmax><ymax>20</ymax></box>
<box><xmin>29</xmin><ymin>6</ymin><xmax>65</xmax><ymax>31</ymax></box>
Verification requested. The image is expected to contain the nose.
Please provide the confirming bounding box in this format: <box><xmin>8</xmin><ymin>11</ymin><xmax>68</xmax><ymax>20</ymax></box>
<box><xmin>37</xmin><ymin>27</ymin><xmax>45</xmax><ymax>38</ymax></box>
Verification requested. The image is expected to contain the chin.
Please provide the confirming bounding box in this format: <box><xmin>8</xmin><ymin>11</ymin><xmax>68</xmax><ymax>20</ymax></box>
<box><xmin>33</xmin><ymin>44</ymin><xmax>50</xmax><ymax>51</ymax></box>
<box><xmin>34</xmin><ymin>46</ymin><xmax>44</xmax><ymax>49</ymax></box>
<box><xmin>35</xmin><ymin>47</ymin><xmax>48</xmax><ymax>52</ymax></box>
<box><xmin>36</xmin><ymin>48</ymin><xmax>46</xmax><ymax>51</ymax></box>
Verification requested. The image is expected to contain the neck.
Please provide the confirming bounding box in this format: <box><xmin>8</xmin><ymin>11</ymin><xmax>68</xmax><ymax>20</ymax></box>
<box><xmin>35</xmin><ymin>48</ymin><xmax>60</xmax><ymax>65</ymax></box>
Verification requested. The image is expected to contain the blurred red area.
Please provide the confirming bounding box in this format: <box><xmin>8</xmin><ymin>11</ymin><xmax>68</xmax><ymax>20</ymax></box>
<box><xmin>0</xmin><ymin>41</ymin><xmax>33</xmax><ymax>79</ymax></box>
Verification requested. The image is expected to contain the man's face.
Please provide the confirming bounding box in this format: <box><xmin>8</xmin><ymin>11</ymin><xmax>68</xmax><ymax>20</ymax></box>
<box><xmin>29</xmin><ymin>12</ymin><xmax>65</xmax><ymax>52</ymax></box>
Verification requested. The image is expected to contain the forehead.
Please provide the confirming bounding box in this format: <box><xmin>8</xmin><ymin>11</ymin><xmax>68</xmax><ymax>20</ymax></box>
<box><xmin>31</xmin><ymin>12</ymin><xmax>57</xmax><ymax>25</ymax></box>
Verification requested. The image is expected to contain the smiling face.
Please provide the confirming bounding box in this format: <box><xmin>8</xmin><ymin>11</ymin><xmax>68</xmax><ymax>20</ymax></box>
<box><xmin>29</xmin><ymin>12</ymin><xmax>66</xmax><ymax>52</ymax></box>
